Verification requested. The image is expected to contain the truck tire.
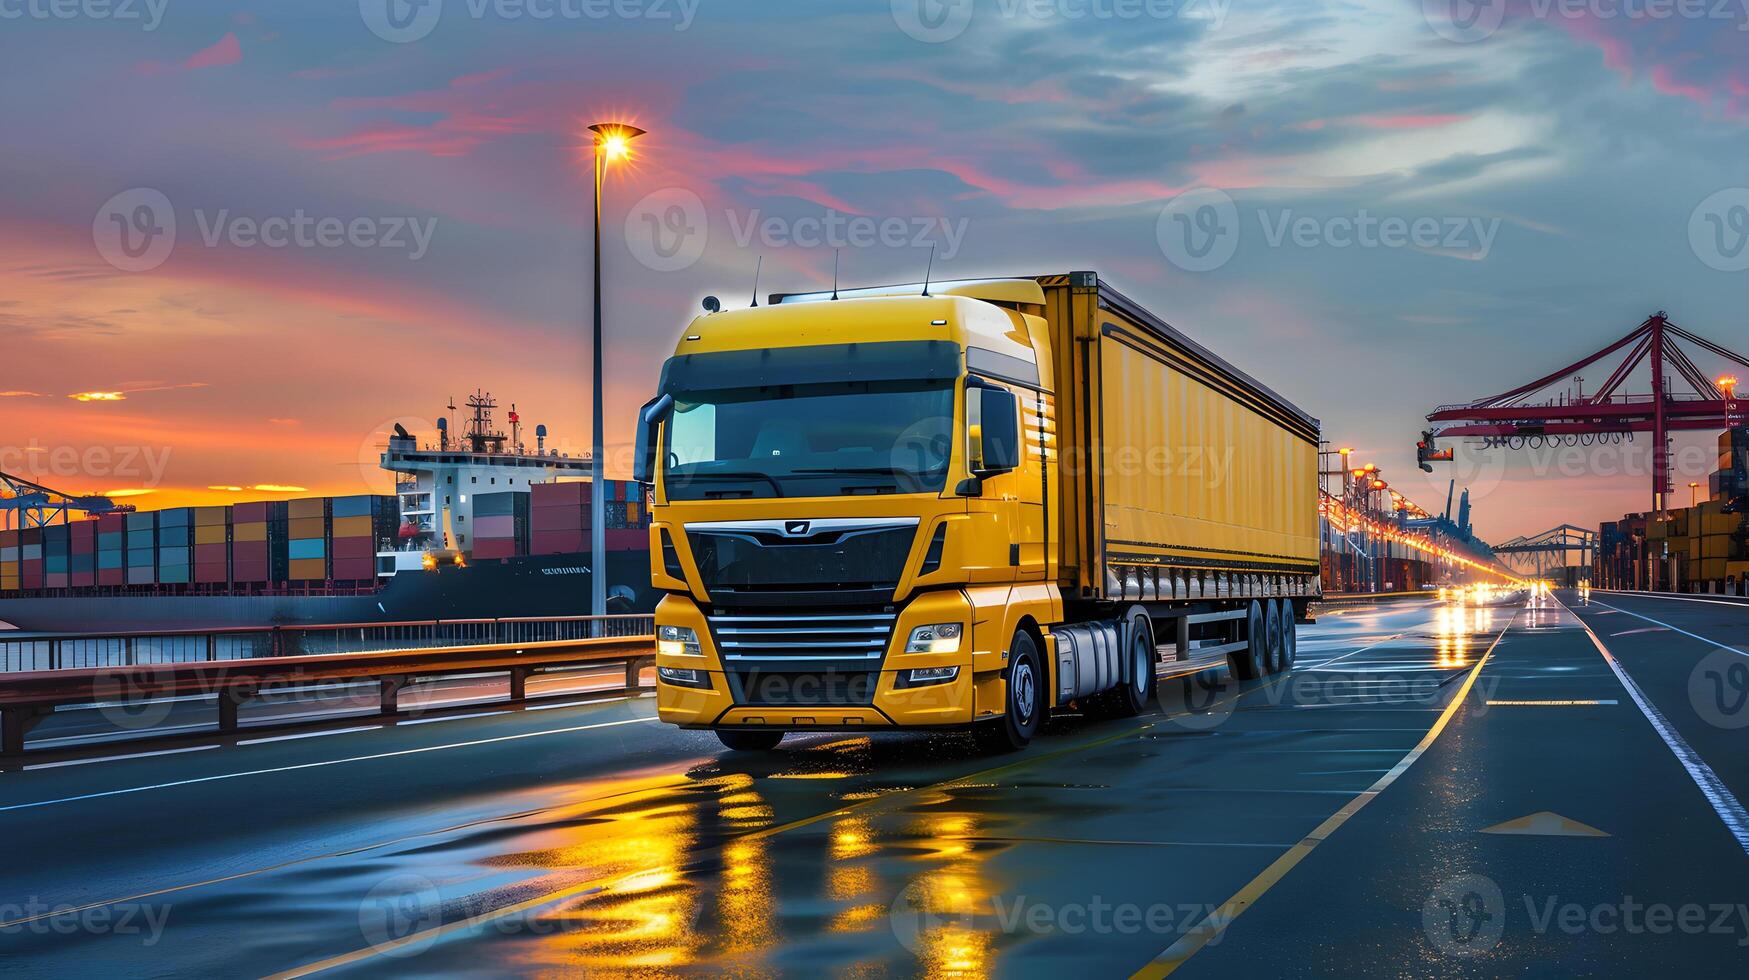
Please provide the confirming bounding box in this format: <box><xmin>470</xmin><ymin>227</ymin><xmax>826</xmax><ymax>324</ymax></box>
<box><xmin>1096</xmin><ymin>609</ymin><xmax>1155</xmax><ymax>717</ymax></box>
<box><xmin>1277</xmin><ymin>599</ymin><xmax>1298</xmax><ymax>671</ymax></box>
<box><xmin>1263</xmin><ymin>599</ymin><xmax>1286</xmax><ymax>675</ymax></box>
<box><xmin>1229</xmin><ymin>600</ymin><xmax>1265</xmax><ymax>680</ymax></box>
<box><xmin>976</xmin><ymin>630</ymin><xmax>1045</xmax><ymax>752</ymax></box>
<box><xmin>716</xmin><ymin>730</ymin><xmax>784</xmax><ymax>752</ymax></box>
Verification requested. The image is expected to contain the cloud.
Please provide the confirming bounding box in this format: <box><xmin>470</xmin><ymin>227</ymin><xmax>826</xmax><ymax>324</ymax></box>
<box><xmin>250</xmin><ymin>484</ymin><xmax>309</xmax><ymax>493</ymax></box>
<box><xmin>69</xmin><ymin>391</ymin><xmax>126</xmax><ymax>402</ymax></box>
<box><xmin>0</xmin><ymin>390</ymin><xmax>44</xmax><ymax>397</ymax></box>
<box><xmin>185</xmin><ymin>33</ymin><xmax>243</xmax><ymax>71</ymax></box>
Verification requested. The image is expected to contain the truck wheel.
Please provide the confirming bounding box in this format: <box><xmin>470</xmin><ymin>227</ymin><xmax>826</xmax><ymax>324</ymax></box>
<box><xmin>1229</xmin><ymin>601</ymin><xmax>1265</xmax><ymax>680</ymax></box>
<box><xmin>716</xmin><ymin>730</ymin><xmax>784</xmax><ymax>752</ymax></box>
<box><xmin>1098</xmin><ymin>609</ymin><xmax>1155</xmax><ymax>717</ymax></box>
<box><xmin>1278</xmin><ymin>600</ymin><xmax>1298</xmax><ymax>670</ymax></box>
<box><xmin>1263</xmin><ymin>599</ymin><xmax>1286</xmax><ymax>675</ymax></box>
<box><xmin>976</xmin><ymin>630</ymin><xmax>1045</xmax><ymax>752</ymax></box>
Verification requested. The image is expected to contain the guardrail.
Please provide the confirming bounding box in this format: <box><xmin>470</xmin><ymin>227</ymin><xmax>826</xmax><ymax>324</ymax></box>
<box><xmin>0</xmin><ymin>632</ymin><xmax>657</xmax><ymax>758</ymax></box>
<box><xmin>0</xmin><ymin>614</ymin><xmax>655</xmax><ymax>673</ymax></box>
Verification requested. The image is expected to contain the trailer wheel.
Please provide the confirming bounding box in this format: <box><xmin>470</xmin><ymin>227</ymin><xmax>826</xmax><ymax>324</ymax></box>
<box><xmin>1278</xmin><ymin>600</ymin><xmax>1298</xmax><ymax>671</ymax></box>
<box><xmin>716</xmin><ymin>730</ymin><xmax>784</xmax><ymax>752</ymax></box>
<box><xmin>976</xmin><ymin>630</ymin><xmax>1045</xmax><ymax>753</ymax></box>
<box><xmin>1263</xmin><ymin>599</ymin><xmax>1286</xmax><ymax>675</ymax></box>
<box><xmin>1229</xmin><ymin>601</ymin><xmax>1265</xmax><ymax>680</ymax></box>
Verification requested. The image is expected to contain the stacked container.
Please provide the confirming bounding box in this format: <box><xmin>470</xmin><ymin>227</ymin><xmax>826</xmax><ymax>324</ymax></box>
<box><xmin>287</xmin><ymin>497</ymin><xmax>330</xmax><ymax>582</ymax></box>
<box><xmin>194</xmin><ymin>506</ymin><xmax>230</xmax><ymax>585</ymax></box>
<box><xmin>157</xmin><ymin>508</ymin><xmax>192</xmax><ymax>585</ymax></box>
<box><xmin>42</xmin><ymin>524</ymin><xmax>70</xmax><ymax>589</ymax></box>
<box><xmin>331</xmin><ymin>495</ymin><xmax>392</xmax><ymax>582</ymax></box>
<box><xmin>69</xmin><ymin>520</ymin><xmax>96</xmax><ymax>587</ymax></box>
<box><xmin>530</xmin><ymin>481</ymin><xmax>589</xmax><ymax>556</ymax></box>
<box><xmin>125</xmin><ymin>512</ymin><xmax>156</xmax><ymax>586</ymax></box>
<box><xmin>19</xmin><ymin>528</ymin><xmax>42</xmax><ymax>589</ymax></box>
<box><xmin>472</xmin><ymin>491</ymin><xmax>531</xmax><ymax>559</ymax></box>
<box><xmin>1</xmin><ymin>529</ymin><xmax>19</xmax><ymax>591</ymax></box>
<box><xmin>231</xmin><ymin>501</ymin><xmax>285</xmax><ymax>585</ymax></box>
<box><xmin>97</xmin><ymin>513</ymin><xmax>125</xmax><ymax>586</ymax></box>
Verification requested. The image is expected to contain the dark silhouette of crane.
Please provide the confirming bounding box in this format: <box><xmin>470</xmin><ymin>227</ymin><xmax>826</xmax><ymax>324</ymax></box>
<box><xmin>0</xmin><ymin>471</ymin><xmax>133</xmax><ymax>530</ymax></box>
<box><xmin>1422</xmin><ymin>312</ymin><xmax>1749</xmax><ymax>513</ymax></box>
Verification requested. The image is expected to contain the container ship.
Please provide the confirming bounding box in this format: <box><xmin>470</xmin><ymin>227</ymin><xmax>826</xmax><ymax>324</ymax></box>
<box><xmin>0</xmin><ymin>393</ymin><xmax>654</xmax><ymax>632</ymax></box>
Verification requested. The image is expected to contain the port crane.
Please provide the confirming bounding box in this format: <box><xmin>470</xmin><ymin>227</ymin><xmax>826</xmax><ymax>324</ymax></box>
<box><xmin>1419</xmin><ymin>312</ymin><xmax>1749</xmax><ymax>512</ymax></box>
<box><xmin>0</xmin><ymin>471</ymin><xmax>134</xmax><ymax>531</ymax></box>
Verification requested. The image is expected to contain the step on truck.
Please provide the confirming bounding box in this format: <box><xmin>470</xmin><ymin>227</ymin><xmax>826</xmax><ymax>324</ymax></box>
<box><xmin>634</xmin><ymin>272</ymin><xmax>1322</xmax><ymax>752</ymax></box>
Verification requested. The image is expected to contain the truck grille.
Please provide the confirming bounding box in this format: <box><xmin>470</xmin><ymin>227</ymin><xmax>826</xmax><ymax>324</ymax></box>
<box><xmin>707</xmin><ymin>610</ymin><xmax>896</xmax><ymax>707</ymax></box>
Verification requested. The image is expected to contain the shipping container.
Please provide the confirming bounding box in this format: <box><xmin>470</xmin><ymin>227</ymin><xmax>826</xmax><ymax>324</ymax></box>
<box><xmin>288</xmin><ymin>558</ymin><xmax>327</xmax><ymax>581</ymax></box>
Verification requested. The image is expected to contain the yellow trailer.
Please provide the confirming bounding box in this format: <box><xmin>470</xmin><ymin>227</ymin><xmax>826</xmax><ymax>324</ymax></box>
<box><xmin>636</xmin><ymin>272</ymin><xmax>1321</xmax><ymax>752</ymax></box>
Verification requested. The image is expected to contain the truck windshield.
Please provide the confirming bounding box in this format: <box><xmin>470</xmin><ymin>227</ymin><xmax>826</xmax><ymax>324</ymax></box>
<box><xmin>664</xmin><ymin>380</ymin><xmax>955</xmax><ymax>499</ymax></box>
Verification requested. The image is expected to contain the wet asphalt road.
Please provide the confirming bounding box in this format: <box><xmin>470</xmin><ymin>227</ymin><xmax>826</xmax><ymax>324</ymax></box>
<box><xmin>2</xmin><ymin>592</ymin><xmax>1746</xmax><ymax>978</ymax></box>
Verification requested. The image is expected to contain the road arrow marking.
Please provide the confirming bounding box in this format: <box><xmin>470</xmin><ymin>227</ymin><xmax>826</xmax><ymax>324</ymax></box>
<box><xmin>1479</xmin><ymin>811</ymin><xmax>1609</xmax><ymax>837</ymax></box>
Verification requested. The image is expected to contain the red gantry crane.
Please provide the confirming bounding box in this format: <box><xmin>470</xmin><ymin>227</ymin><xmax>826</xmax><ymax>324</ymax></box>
<box><xmin>1422</xmin><ymin>312</ymin><xmax>1749</xmax><ymax>513</ymax></box>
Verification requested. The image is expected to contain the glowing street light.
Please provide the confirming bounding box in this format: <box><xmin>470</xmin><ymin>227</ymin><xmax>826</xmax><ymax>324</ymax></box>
<box><xmin>586</xmin><ymin>121</ymin><xmax>647</xmax><ymax>625</ymax></box>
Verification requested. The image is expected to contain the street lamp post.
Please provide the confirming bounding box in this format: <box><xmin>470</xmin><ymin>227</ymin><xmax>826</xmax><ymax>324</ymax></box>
<box><xmin>587</xmin><ymin>122</ymin><xmax>646</xmax><ymax>628</ymax></box>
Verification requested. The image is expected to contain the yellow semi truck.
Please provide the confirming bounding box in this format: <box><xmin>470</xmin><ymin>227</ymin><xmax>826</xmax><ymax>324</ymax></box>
<box><xmin>634</xmin><ymin>272</ymin><xmax>1321</xmax><ymax>751</ymax></box>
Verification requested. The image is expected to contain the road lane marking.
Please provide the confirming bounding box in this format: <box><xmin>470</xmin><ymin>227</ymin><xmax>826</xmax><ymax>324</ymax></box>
<box><xmin>237</xmin><ymin>726</ymin><xmax>383</xmax><ymax>746</ymax></box>
<box><xmin>394</xmin><ymin>710</ymin><xmax>511</xmax><ymax>726</ymax></box>
<box><xmin>1131</xmin><ymin>615</ymin><xmax>1511</xmax><ymax>978</ymax></box>
<box><xmin>1585</xmin><ymin>598</ymin><xmax>1749</xmax><ymax>659</ymax></box>
<box><xmin>0</xmin><ymin>717</ymin><xmax>657</xmax><ymax>814</ymax></box>
<box><xmin>1564</xmin><ymin>601</ymin><xmax>1749</xmax><ymax>856</ymax></box>
<box><xmin>1610</xmin><ymin>627</ymin><xmax>1669</xmax><ymax>637</ymax></box>
<box><xmin>1479</xmin><ymin>811</ymin><xmax>1609</xmax><ymax>837</ymax></box>
<box><xmin>24</xmin><ymin>744</ymin><xmax>219</xmax><ymax>770</ymax></box>
<box><xmin>1592</xmin><ymin>589</ymin><xmax>1749</xmax><ymax>609</ymax></box>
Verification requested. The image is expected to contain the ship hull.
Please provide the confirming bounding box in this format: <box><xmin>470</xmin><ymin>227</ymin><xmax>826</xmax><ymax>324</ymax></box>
<box><xmin>0</xmin><ymin>551</ymin><xmax>654</xmax><ymax>633</ymax></box>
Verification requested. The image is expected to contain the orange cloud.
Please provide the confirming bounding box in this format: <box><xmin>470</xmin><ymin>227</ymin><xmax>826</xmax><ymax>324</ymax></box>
<box><xmin>70</xmin><ymin>391</ymin><xmax>126</xmax><ymax>402</ymax></box>
<box><xmin>0</xmin><ymin>390</ymin><xmax>44</xmax><ymax>397</ymax></box>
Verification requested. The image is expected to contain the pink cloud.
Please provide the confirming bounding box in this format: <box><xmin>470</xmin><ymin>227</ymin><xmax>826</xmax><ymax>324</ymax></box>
<box><xmin>184</xmin><ymin>33</ymin><xmax>242</xmax><ymax>71</ymax></box>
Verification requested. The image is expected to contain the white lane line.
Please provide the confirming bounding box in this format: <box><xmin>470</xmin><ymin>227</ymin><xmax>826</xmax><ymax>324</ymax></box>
<box><xmin>1563</xmin><ymin>599</ymin><xmax>1749</xmax><ymax>856</ymax></box>
<box><xmin>395</xmin><ymin>710</ymin><xmax>511</xmax><ymax>727</ymax></box>
<box><xmin>1586</xmin><ymin>599</ymin><xmax>1749</xmax><ymax>659</ymax></box>
<box><xmin>0</xmin><ymin>716</ymin><xmax>656</xmax><ymax>813</ymax></box>
<box><xmin>237</xmin><ymin>726</ymin><xmax>382</xmax><ymax>746</ymax></box>
<box><xmin>527</xmin><ymin>695</ymin><xmax>628</xmax><ymax>711</ymax></box>
<box><xmin>25</xmin><ymin>745</ymin><xmax>219</xmax><ymax>770</ymax></box>
<box><xmin>1592</xmin><ymin>589</ymin><xmax>1749</xmax><ymax>609</ymax></box>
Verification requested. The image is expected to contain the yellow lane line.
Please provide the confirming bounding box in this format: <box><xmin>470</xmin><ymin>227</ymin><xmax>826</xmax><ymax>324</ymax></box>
<box><xmin>1129</xmin><ymin>614</ymin><xmax>1513</xmax><ymax>979</ymax></box>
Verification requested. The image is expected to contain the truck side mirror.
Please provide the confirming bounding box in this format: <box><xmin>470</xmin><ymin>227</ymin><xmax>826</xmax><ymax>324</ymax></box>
<box><xmin>633</xmin><ymin>393</ymin><xmax>673</xmax><ymax>485</ymax></box>
<box><xmin>969</xmin><ymin>385</ymin><xmax>1019</xmax><ymax>476</ymax></box>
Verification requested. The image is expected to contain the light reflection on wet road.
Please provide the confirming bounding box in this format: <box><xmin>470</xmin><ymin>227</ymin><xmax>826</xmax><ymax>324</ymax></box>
<box><xmin>1</xmin><ymin>599</ymin><xmax>1510</xmax><ymax>977</ymax></box>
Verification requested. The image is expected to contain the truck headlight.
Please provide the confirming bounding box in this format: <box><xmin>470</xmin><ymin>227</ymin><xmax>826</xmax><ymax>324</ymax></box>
<box><xmin>899</xmin><ymin>665</ymin><xmax>960</xmax><ymax>688</ymax></box>
<box><xmin>657</xmin><ymin>665</ymin><xmax>711</xmax><ymax>688</ymax></box>
<box><xmin>905</xmin><ymin>623</ymin><xmax>963</xmax><ymax>654</ymax></box>
<box><xmin>658</xmin><ymin>625</ymin><xmax>702</xmax><ymax>657</ymax></box>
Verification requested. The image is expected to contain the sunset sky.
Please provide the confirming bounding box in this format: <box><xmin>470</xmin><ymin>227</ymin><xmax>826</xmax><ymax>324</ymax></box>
<box><xmin>4</xmin><ymin>0</ymin><xmax>1749</xmax><ymax>540</ymax></box>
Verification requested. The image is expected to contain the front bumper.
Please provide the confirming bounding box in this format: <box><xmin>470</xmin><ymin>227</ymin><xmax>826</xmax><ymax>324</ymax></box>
<box><xmin>654</xmin><ymin>591</ymin><xmax>977</xmax><ymax>730</ymax></box>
